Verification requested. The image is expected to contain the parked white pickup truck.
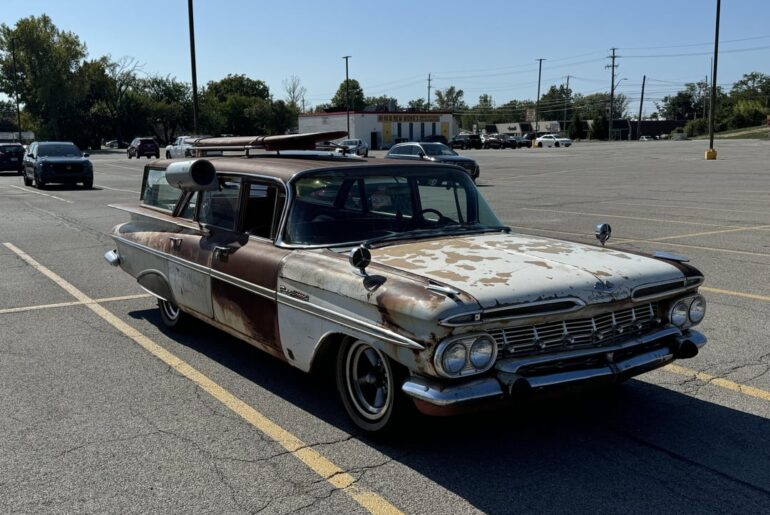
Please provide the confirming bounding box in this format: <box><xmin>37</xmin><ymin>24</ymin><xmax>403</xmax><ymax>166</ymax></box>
<box><xmin>165</xmin><ymin>136</ymin><xmax>209</xmax><ymax>159</ymax></box>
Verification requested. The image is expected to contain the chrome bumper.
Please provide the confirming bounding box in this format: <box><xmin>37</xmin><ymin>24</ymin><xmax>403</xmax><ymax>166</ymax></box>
<box><xmin>402</xmin><ymin>328</ymin><xmax>706</xmax><ymax>407</ymax></box>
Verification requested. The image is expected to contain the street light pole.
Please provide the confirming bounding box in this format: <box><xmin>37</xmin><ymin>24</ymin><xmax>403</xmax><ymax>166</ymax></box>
<box><xmin>535</xmin><ymin>58</ymin><xmax>545</xmax><ymax>135</ymax></box>
<box><xmin>9</xmin><ymin>37</ymin><xmax>23</xmax><ymax>143</ymax></box>
<box><xmin>342</xmin><ymin>55</ymin><xmax>351</xmax><ymax>136</ymax></box>
<box><xmin>187</xmin><ymin>0</ymin><xmax>199</xmax><ymax>134</ymax></box>
<box><xmin>706</xmin><ymin>0</ymin><xmax>721</xmax><ymax>160</ymax></box>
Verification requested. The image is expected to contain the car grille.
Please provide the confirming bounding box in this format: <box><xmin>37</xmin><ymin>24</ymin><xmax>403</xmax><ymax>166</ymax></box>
<box><xmin>49</xmin><ymin>163</ymin><xmax>83</xmax><ymax>173</ymax></box>
<box><xmin>489</xmin><ymin>303</ymin><xmax>660</xmax><ymax>357</ymax></box>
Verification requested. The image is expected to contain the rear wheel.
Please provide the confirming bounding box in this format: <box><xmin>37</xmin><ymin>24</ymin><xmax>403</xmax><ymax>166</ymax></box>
<box><xmin>336</xmin><ymin>339</ymin><xmax>408</xmax><ymax>433</ymax></box>
<box><xmin>165</xmin><ymin>151</ymin><xmax>171</xmax><ymax>159</ymax></box>
<box><xmin>158</xmin><ymin>299</ymin><xmax>188</xmax><ymax>330</ymax></box>
<box><xmin>554</xmin><ymin>142</ymin><xmax>560</xmax><ymax>148</ymax></box>
<box><xmin>127</xmin><ymin>152</ymin><xmax>132</xmax><ymax>159</ymax></box>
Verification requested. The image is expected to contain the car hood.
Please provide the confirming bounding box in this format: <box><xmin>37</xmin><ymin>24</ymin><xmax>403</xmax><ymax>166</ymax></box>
<box><xmin>39</xmin><ymin>156</ymin><xmax>89</xmax><ymax>163</ymax></box>
<box><xmin>369</xmin><ymin>233</ymin><xmax>683</xmax><ymax>309</ymax></box>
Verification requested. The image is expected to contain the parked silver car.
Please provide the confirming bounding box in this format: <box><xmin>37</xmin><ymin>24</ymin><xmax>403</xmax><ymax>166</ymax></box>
<box><xmin>336</xmin><ymin>138</ymin><xmax>369</xmax><ymax>157</ymax></box>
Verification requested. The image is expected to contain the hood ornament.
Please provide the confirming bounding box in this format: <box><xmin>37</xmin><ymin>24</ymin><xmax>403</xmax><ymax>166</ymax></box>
<box><xmin>595</xmin><ymin>223</ymin><xmax>612</xmax><ymax>246</ymax></box>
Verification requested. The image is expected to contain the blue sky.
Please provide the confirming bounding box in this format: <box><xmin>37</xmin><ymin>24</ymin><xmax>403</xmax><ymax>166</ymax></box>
<box><xmin>3</xmin><ymin>0</ymin><xmax>770</xmax><ymax>117</ymax></box>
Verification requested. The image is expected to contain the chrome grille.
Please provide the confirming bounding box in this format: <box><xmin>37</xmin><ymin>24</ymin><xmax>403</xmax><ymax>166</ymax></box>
<box><xmin>489</xmin><ymin>303</ymin><xmax>659</xmax><ymax>356</ymax></box>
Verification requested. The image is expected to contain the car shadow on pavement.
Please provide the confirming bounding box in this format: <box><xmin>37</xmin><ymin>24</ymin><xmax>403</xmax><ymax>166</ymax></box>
<box><xmin>129</xmin><ymin>308</ymin><xmax>770</xmax><ymax>513</ymax></box>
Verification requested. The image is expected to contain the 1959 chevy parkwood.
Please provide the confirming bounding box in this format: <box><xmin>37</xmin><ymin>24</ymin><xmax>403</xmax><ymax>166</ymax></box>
<box><xmin>105</xmin><ymin>132</ymin><xmax>707</xmax><ymax>432</ymax></box>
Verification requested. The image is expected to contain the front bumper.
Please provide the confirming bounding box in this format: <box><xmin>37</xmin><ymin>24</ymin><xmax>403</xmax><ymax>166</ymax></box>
<box><xmin>402</xmin><ymin>327</ymin><xmax>706</xmax><ymax>410</ymax></box>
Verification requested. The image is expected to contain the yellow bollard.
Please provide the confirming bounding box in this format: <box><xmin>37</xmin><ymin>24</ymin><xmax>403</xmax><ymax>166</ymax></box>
<box><xmin>705</xmin><ymin>148</ymin><xmax>717</xmax><ymax>160</ymax></box>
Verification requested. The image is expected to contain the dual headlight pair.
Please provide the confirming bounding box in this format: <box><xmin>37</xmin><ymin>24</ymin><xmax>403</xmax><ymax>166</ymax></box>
<box><xmin>668</xmin><ymin>294</ymin><xmax>706</xmax><ymax>330</ymax></box>
<box><xmin>434</xmin><ymin>334</ymin><xmax>497</xmax><ymax>378</ymax></box>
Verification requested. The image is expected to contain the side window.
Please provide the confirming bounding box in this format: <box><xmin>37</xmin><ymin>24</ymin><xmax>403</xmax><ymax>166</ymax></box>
<box><xmin>141</xmin><ymin>168</ymin><xmax>182</xmax><ymax>211</ymax></box>
<box><xmin>199</xmin><ymin>177</ymin><xmax>241</xmax><ymax>230</ymax></box>
<box><xmin>242</xmin><ymin>182</ymin><xmax>283</xmax><ymax>239</ymax></box>
<box><xmin>178</xmin><ymin>192</ymin><xmax>198</xmax><ymax>220</ymax></box>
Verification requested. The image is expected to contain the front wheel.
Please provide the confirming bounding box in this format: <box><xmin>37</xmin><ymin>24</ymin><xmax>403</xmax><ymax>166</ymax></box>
<box><xmin>336</xmin><ymin>339</ymin><xmax>407</xmax><ymax>433</ymax></box>
<box><xmin>158</xmin><ymin>298</ymin><xmax>188</xmax><ymax>330</ymax></box>
<box><xmin>82</xmin><ymin>180</ymin><xmax>93</xmax><ymax>189</ymax></box>
<box><xmin>23</xmin><ymin>173</ymin><xmax>32</xmax><ymax>186</ymax></box>
<box><xmin>165</xmin><ymin>151</ymin><xmax>171</xmax><ymax>159</ymax></box>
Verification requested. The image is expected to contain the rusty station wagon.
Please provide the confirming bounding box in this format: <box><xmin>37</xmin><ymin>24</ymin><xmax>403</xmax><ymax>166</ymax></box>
<box><xmin>105</xmin><ymin>132</ymin><xmax>707</xmax><ymax>432</ymax></box>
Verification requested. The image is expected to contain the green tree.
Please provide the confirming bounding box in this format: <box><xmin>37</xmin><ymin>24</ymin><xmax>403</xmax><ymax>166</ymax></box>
<box><xmin>590</xmin><ymin>112</ymin><xmax>608</xmax><ymax>140</ymax></box>
<box><xmin>138</xmin><ymin>75</ymin><xmax>192</xmax><ymax>143</ymax></box>
<box><xmin>434</xmin><ymin>86</ymin><xmax>467</xmax><ymax>111</ymax></box>
<box><xmin>331</xmin><ymin>79</ymin><xmax>365</xmax><ymax>111</ymax></box>
<box><xmin>205</xmin><ymin>74</ymin><xmax>269</xmax><ymax>102</ymax></box>
<box><xmin>567</xmin><ymin>110</ymin><xmax>585</xmax><ymax>139</ymax></box>
<box><xmin>364</xmin><ymin>95</ymin><xmax>397</xmax><ymax>111</ymax></box>
<box><xmin>538</xmin><ymin>84</ymin><xmax>572</xmax><ymax>121</ymax></box>
<box><xmin>0</xmin><ymin>15</ymin><xmax>86</xmax><ymax>139</ymax></box>
<box><xmin>407</xmin><ymin>98</ymin><xmax>428</xmax><ymax>110</ymax></box>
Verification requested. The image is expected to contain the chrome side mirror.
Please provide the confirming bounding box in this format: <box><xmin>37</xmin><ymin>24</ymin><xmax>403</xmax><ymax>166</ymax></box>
<box><xmin>595</xmin><ymin>223</ymin><xmax>612</xmax><ymax>246</ymax></box>
<box><xmin>349</xmin><ymin>245</ymin><xmax>371</xmax><ymax>276</ymax></box>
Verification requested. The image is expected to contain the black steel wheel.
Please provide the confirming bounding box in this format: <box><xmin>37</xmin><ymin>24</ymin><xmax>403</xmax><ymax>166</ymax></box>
<box><xmin>336</xmin><ymin>339</ymin><xmax>407</xmax><ymax>433</ymax></box>
<box><xmin>158</xmin><ymin>298</ymin><xmax>187</xmax><ymax>330</ymax></box>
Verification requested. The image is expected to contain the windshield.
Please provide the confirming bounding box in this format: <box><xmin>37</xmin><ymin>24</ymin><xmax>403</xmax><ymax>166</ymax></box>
<box><xmin>284</xmin><ymin>167</ymin><xmax>502</xmax><ymax>246</ymax></box>
<box><xmin>422</xmin><ymin>143</ymin><xmax>457</xmax><ymax>157</ymax></box>
<box><xmin>38</xmin><ymin>143</ymin><xmax>81</xmax><ymax>157</ymax></box>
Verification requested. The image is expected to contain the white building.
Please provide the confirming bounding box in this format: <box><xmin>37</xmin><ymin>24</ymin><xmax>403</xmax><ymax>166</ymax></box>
<box><xmin>298</xmin><ymin>111</ymin><xmax>459</xmax><ymax>150</ymax></box>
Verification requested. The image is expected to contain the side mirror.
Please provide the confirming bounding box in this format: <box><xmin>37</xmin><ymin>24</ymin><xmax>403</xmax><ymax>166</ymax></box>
<box><xmin>349</xmin><ymin>245</ymin><xmax>371</xmax><ymax>276</ymax></box>
<box><xmin>595</xmin><ymin>223</ymin><xmax>612</xmax><ymax>246</ymax></box>
<box><xmin>417</xmin><ymin>151</ymin><xmax>426</xmax><ymax>158</ymax></box>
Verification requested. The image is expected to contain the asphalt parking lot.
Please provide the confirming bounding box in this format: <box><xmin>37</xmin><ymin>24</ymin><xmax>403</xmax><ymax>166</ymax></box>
<box><xmin>1</xmin><ymin>139</ymin><xmax>769</xmax><ymax>513</ymax></box>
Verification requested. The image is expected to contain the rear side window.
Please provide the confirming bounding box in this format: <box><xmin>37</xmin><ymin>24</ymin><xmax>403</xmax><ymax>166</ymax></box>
<box><xmin>141</xmin><ymin>168</ymin><xmax>181</xmax><ymax>211</ymax></box>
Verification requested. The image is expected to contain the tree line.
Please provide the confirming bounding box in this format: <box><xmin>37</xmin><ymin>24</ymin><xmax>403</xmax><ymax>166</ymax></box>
<box><xmin>1</xmin><ymin>15</ymin><xmax>767</xmax><ymax>146</ymax></box>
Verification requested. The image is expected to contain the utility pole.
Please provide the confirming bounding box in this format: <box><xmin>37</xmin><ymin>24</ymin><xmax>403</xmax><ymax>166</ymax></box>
<box><xmin>342</xmin><ymin>55</ymin><xmax>351</xmax><ymax>136</ymax></box>
<box><xmin>706</xmin><ymin>0</ymin><xmax>721</xmax><ymax>159</ymax></box>
<box><xmin>605</xmin><ymin>48</ymin><xmax>618</xmax><ymax>141</ymax></box>
<box><xmin>562</xmin><ymin>75</ymin><xmax>570</xmax><ymax>135</ymax></box>
<box><xmin>10</xmin><ymin>37</ymin><xmax>23</xmax><ymax>144</ymax></box>
<box><xmin>535</xmin><ymin>58</ymin><xmax>545</xmax><ymax>135</ymax></box>
<box><xmin>637</xmin><ymin>75</ymin><xmax>646</xmax><ymax>140</ymax></box>
<box><xmin>427</xmin><ymin>73</ymin><xmax>432</xmax><ymax>110</ymax></box>
<box><xmin>187</xmin><ymin>0</ymin><xmax>199</xmax><ymax>133</ymax></box>
<box><xmin>703</xmin><ymin>74</ymin><xmax>708</xmax><ymax>119</ymax></box>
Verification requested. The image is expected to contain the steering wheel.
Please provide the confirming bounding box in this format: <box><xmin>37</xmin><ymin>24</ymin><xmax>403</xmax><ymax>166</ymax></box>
<box><xmin>420</xmin><ymin>208</ymin><xmax>454</xmax><ymax>226</ymax></box>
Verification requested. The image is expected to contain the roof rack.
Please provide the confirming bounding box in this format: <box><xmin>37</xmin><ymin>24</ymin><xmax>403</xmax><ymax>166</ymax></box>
<box><xmin>190</xmin><ymin>131</ymin><xmax>348</xmax><ymax>157</ymax></box>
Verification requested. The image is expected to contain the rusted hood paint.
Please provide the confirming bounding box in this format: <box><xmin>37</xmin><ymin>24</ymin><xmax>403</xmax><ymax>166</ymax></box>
<box><xmin>369</xmin><ymin>233</ymin><xmax>684</xmax><ymax>308</ymax></box>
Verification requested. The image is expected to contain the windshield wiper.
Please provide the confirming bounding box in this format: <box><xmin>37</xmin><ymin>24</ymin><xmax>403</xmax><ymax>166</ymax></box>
<box><xmin>358</xmin><ymin>224</ymin><xmax>510</xmax><ymax>248</ymax></box>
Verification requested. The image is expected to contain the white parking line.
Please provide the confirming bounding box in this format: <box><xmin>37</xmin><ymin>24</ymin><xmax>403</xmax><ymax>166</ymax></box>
<box><xmin>99</xmin><ymin>162</ymin><xmax>146</xmax><ymax>172</ymax></box>
<box><xmin>96</xmin><ymin>185</ymin><xmax>136</xmax><ymax>194</ymax></box>
<box><xmin>0</xmin><ymin>294</ymin><xmax>152</xmax><ymax>315</ymax></box>
<box><xmin>8</xmin><ymin>185</ymin><xmax>73</xmax><ymax>204</ymax></box>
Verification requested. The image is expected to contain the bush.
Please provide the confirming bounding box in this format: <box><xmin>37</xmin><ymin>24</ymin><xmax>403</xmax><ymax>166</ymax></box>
<box><xmin>684</xmin><ymin>118</ymin><xmax>709</xmax><ymax>137</ymax></box>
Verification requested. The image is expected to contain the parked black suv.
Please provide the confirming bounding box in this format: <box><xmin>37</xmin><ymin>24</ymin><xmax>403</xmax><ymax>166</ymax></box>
<box><xmin>449</xmin><ymin>133</ymin><xmax>482</xmax><ymax>150</ymax></box>
<box><xmin>0</xmin><ymin>143</ymin><xmax>25</xmax><ymax>174</ymax></box>
<box><xmin>420</xmin><ymin>134</ymin><xmax>449</xmax><ymax>145</ymax></box>
<box><xmin>22</xmin><ymin>141</ymin><xmax>93</xmax><ymax>188</ymax></box>
<box><xmin>128</xmin><ymin>137</ymin><xmax>160</xmax><ymax>159</ymax></box>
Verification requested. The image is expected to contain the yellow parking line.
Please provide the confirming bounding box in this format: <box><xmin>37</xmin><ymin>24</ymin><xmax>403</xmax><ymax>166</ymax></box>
<box><xmin>701</xmin><ymin>286</ymin><xmax>770</xmax><ymax>303</ymax></box>
<box><xmin>2</xmin><ymin>242</ymin><xmax>402</xmax><ymax>515</ymax></box>
<box><xmin>0</xmin><ymin>294</ymin><xmax>153</xmax><ymax>315</ymax></box>
<box><xmin>520</xmin><ymin>207</ymin><xmax>739</xmax><ymax>228</ymax></box>
<box><xmin>620</xmin><ymin>224</ymin><xmax>770</xmax><ymax>244</ymax></box>
<box><xmin>664</xmin><ymin>364</ymin><xmax>770</xmax><ymax>403</ymax></box>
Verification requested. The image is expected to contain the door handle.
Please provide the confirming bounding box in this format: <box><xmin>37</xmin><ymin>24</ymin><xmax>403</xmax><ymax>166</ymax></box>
<box><xmin>213</xmin><ymin>246</ymin><xmax>232</xmax><ymax>261</ymax></box>
<box><xmin>168</xmin><ymin>237</ymin><xmax>182</xmax><ymax>249</ymax></box>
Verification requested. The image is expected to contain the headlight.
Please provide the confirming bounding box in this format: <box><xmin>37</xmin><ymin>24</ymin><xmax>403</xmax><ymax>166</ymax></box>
<box><xmin>688</xmin><ymin>295</ymin><xmax>706</xmax><ymax>325</ymax></box>
<box><xmin>469</xmin><ymin>337</ymin><xmax>495</xmax><ymax>369</ymax></box>
<box><xmin>435</xmin><ymin>333</ymin><xmax>497</xmax><ymax>377</ymax></box>
<box><xmin>442</xmin><ymin>342</ymin><xmax>467</xmax><ymax>375</ymax></box>
<box><xmin>669</xmin><ymin>300</ymin><xmax>689</xmax><ymax>327</ymax></box>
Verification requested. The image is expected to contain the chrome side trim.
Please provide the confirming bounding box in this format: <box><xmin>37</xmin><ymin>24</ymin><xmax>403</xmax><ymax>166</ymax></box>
<box><xmin>277</xmin><ymin>292</ymin><xmax>424</xmax><ymax>351</ymax></box>
<box><xmin>114</xmin><ymin>236</ymin><xmax>209</xmax><ymax>275</ymax></box>
<box><xmin>495</xmin><ymin>326</ymin><xmax>681</xmax><ymax>375</ymax></box>
<box><xmin>401</xmin><ymin>376</ymin><xmax>504</xmax><ymax>406</ymax></box>
<box><xmin>210</xmin><ymin>269</ymin><xmax>275</xmax><ymax>301</ymax></box>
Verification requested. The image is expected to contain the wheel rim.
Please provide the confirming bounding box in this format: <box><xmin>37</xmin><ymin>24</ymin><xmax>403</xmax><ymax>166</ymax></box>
<box><xmin>161</xmin><ymin>300</ymin><xmax>180</xmax><ymax>321</ymax></box>
<box><xmin>346</xmin><ymin>342</ymin><xmax>392</xmax><ymax>421</ymax></box>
